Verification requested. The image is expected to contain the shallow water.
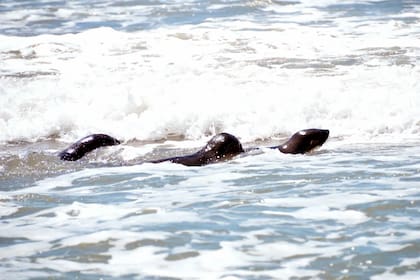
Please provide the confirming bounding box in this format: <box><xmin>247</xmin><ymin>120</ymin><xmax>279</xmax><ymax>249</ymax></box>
<box><xmin>1</xmin><ymin>0</ymin><xmax>420</xmax><ymax>279</ymax></box>
<box><xmin>1</xmin><ymin>142</ymin><xmax>419</xmax><ymax>279</ymax></box>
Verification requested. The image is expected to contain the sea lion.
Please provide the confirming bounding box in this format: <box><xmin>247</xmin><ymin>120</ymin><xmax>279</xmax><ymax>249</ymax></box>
<box><xmin>58</xmin><ymin>129</ymin><xmax>329</xmax><ymax>165</ymax></box>
<box><xmin>152</xmin><ymin>132</ymin><xmax>244</xmax><ymax>166</ymax></box>
<box><xmin>58</xmin><ymin>134</ymin><xmax>121</xmax><ymax>161</ymax></box>
<box><xmin>276</xmin><ymin>128</ymin><xmax>329</xmax><ymax>154</ymax></box>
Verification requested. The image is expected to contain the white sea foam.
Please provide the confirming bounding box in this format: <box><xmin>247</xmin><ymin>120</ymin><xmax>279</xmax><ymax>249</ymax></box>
<box><xmin>0</xmin><ymin>201</ymin><xmax>18</xmax><ymax>218</ymax></box>
<box><xmin>1</xmin><ymin>12</ymin><xmax>419</xmax><ymax>145</ymax></box>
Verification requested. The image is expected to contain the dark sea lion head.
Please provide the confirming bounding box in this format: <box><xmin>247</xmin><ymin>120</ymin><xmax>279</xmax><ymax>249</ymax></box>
<box><xmin>279</xmin><ymin>129</ymin><xmax>329</xmax><ymax>154</ymax></box>
<box><xmin>195</xmin><ymin>132</ymin><xmax>244</xmax><ymax>164</ymax></box>
<box><xmin>174</xmin><ymin>133</ymin><xmax>244</xmax><ymax>166</ymax></box>
<box><xmin>59</xmin><ymin>134</ymin><xmax>120</xmax><ymax>161</ymax></box>
<box><xmin>152</xmin><ymin>132</ymin><xmax>245</xmax><ymax>166</ymax></box>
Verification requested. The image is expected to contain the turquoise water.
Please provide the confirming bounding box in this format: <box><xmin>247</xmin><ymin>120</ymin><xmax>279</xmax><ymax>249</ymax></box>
<box><xmin>1</xmin><ymin>0</ymin><xmax>419</xmax><ymax>279</ymax></box>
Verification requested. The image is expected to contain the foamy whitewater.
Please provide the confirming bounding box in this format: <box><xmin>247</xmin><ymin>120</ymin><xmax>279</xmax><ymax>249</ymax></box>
<box><xmin>0</xmin><ymin>0</ymin><xmax>419</xmax><ymax>279</ymax></box>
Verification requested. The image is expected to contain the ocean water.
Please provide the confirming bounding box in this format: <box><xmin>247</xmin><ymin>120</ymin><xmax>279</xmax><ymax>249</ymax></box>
<box><xmin>0</xmin><ymin>0</ymin><xmax>419</xmax><ymax>279</ymax></box>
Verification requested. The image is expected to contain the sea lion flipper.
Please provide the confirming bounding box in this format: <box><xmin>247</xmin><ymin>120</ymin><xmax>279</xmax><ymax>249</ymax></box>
<box><xmin>58</xmin><ymin>134</ymin><xmax>120</xmax><ymax>161</ymax></box>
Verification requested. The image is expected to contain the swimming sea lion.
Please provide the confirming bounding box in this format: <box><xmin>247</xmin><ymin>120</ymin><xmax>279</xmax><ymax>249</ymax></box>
<box><xmin>276</xmin><ymin>129</ymin><xmax>329</xmax><ymax>154</ymax></box>
<box><xmin>59</xmin><ymin>134</ymin><xmax>121</xmax><ymax>161</ymax></box>
<box><xmin>152</xmin><ymin>132</ymin><xmax>244</xmax><ymax>166</ymax></box>
<box><xmin>58</xmin><ymin>129</ymin><xmax>329</xmax><ymax>165</ymax></box>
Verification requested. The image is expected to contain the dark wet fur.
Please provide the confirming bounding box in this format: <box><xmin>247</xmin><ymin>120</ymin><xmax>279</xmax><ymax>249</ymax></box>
<box><xmin>58</xmin><ymin>129</ymin><xmax>329</xmax><ymax>165</ymax></box>
<box><xmin>59</xmin><ymin>134</ymin><xmax>120</xmax><ymax>161</ymax></box>
<box><xmin>152</xmin><ymin>133</ymin><xmax>244</xmax><ymax>166</ymax></box>
<box><xmin>276</xmin><ymin>129</ymin><xmax>329</xmax><ymax>154</ymax></box>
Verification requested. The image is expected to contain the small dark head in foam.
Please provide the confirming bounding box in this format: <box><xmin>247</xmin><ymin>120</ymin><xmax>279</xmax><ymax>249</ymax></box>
<box><xmin>154</xmin><ymin>132</ymin><xmax>245</xmax><ymax>166</ymax></box>
<box><xmin>59</xmin><ymin>134</ymin><xmax>120</xmax><ymax>161</ymax></box>
<box><xmin>278</xmin><ymin>129</ymin><xmax>329</xmax><ymax>154</ymax></box>
<box><xmin>199</xmin><ymin>132</ymin><xmax>245</xmax><ymax>162</ymax></box>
